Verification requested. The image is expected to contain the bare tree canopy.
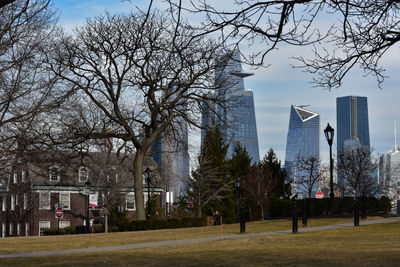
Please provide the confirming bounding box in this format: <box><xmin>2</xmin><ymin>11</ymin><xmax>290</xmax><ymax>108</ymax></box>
<box><xmin>169</xmin><ymin>0</ymin><xmax>400</xmax><ymax>89</ymax></box>
<box><xmin>46</xmin><ymin>10</ymin><xmax>226</xmax><ymax>220</ymax></box>
<box><xmin>294</xmin><ymin>156</ymin><xmax>320</xmax><ymax>198</ymax></box>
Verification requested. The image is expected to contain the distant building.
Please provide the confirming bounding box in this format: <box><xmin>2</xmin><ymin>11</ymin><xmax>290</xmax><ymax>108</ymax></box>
<box><xmin>336</xmin><ymin>96</ymin><xmax>370</xmax><ymax>191</ymax></box>
<box><xmin>284</xmin><ymin>105</ymin><xmax>320</xmax><ymax>197</ymax></box>
<box><xmin>201</xmin><ymin>50</ymin><xmax>260</xmax><ymax>163</ymax></box>
<box><xmin>0</xmin><ymin>151</ymin><xmax>161</xmax><ymax>237</ymax></box>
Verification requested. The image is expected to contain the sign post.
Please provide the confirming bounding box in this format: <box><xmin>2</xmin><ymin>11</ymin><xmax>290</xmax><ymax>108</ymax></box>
<box><xmin>316</xmin><ymin>191</ymin><xmax>324</xmax><ymax>199</ymax></box>
<box><xmin>55</xmin><ymin>206</ymin><xmax>63</xmax><ymax>230</ymax></box>
<box><xmin>187</xmin><ymin>197</ymin><xmax>193</xmax><ymax>209</ymax></box>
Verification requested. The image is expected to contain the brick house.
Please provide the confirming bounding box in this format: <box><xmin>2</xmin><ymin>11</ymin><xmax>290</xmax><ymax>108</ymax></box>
<box><xmin>0</xmin><ymin>150</ymin><xmax>161</xmax><ymax>237</ymax></box>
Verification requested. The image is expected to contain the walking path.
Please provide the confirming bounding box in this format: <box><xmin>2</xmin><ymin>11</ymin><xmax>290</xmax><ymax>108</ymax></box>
<box><xmin>1</xmin><ymin>217</ymin><xmax>399</xmax><ymax>259</ymax></box>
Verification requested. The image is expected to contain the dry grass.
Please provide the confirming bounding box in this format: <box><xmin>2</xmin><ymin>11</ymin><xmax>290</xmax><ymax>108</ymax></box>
<box><xmin>1</xmin><ymin>217</ymin><xmax>398</xmax><ymax>266</ymax></box>
<box><xmin>0</xmin><ymin>217</ymin><xmax>357</xmax><ymax>255</ymax></box>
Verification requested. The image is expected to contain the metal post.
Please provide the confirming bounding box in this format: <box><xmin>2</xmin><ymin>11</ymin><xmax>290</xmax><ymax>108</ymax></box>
<box><xmin>236</xmin><ymin>186</ymin><xmax>240</xmax><ymax>223</ymax></box>
<box><xmin>302</xmin><ymin>198</ymin><xmax>307</xmax><ymax>227</ymax></box>
<box><xmin>354</xmin><ymin>197</ymin><xmax>359</xmax><ymax>226</ymax></box>
<box><xmin>147</xmin><ymin>177</ymin><xmax>151</xmax><ymax>219</ymax></box>
<box><xmin>329</xmin><ymin>144</ymin><xmax>334</xmax><ymax>199</ymax></box>
<box><xmin>292</xmin><ymin>199</ymin><xmax>298</xmax><ymax>233</ymax></box>
<box><xmin>86</xmin><ymin>192</ymin><xmax>89</xmax><ymax>232</ymax></box>
<box><xmin>361</xmin><ymin>191</ymin><xmax>367</xmax><ymax>219</ymax></box>
<box><xmin>239</xmin><ymin>202</ymin><xmax>245</xmax><ymax>233</ymax></box>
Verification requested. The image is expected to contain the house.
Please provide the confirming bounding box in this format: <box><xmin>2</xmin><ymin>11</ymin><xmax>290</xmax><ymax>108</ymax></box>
<box><xmin>0</xmin><ymin>150</ymin><xmax>161</xmax><ymax>236</ymax></box>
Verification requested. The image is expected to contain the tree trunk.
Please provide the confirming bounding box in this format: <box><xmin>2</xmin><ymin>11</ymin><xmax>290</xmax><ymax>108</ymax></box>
<box><xmin>260</xmin><ymin>204</ymin><xmax>264</xmax><ymax>220</ymax></box>
<box><xmin>104</xmin><ymin>207</ymin><xmax>108</xmax><ymax>233</ymax></box>
<box><xmin>133</xmin><ymin>148</ymin><xmax>146</xmax><ymax>220</ymax></box>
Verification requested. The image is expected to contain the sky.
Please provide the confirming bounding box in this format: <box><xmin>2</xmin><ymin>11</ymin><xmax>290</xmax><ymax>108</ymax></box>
<box><xmin>51</xmin><ymin>0</ymin><xmax>400</xmax><ymax>164</ymax></box>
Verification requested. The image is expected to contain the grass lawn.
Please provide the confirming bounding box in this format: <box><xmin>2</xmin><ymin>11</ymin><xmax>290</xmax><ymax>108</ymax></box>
<box><xmin>1</xmin><ymin>217</ymin><xmax>399</xmax><ymax>266</ymax></box>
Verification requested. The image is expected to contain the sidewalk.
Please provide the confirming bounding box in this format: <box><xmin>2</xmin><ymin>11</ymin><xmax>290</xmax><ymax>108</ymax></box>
<box><xmin>1</xmin><ymin>217</ymin><xmax>399</xmax><ymax>259</ymax></box>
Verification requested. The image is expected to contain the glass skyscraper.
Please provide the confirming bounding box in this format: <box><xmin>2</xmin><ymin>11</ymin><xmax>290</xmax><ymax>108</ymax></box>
<box><xmin>284</xmin><ymin>105</ymin><xmax>320</xmax><ymax>196</ymax></box>
<box><xmin>201</xmin><ymin>51</ymin><xmax>260</xmax><ymax>163</ymax></box>
<box><xmin>336</xmin><ymin>96</ymin><xmax>370</xmax><ymax>189</ymax></box>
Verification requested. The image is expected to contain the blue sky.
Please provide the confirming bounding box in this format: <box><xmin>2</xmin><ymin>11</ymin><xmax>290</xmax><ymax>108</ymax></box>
<box><xmin>51</xmin><ymin>0</ymin><xmax>400</xmax><ymax>164</ymax></box>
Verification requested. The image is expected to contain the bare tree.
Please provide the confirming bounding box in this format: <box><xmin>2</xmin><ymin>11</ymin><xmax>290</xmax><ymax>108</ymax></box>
<box><xmin>242</xmin><ymin>163</ymin><xmax>278</xmax><ymax>220</ymax></box>
<box><xmin>294</xmin><ymin>156</ymin><xmax>320</xmax><ymax>198</ymax></box>
<box><xmin>337</xmin><ymin>146</ymin><xmax>385</xmax><ymax>197</ymax></box>
<box><xmin>46</xmin><ymin>10</ymin><xmax>227</xmax><ymax>220</ymax></box>
<box><xmin>168</xmin><ymin>0</ymin><xmax>400</xmax><ymax>89</ymax></box>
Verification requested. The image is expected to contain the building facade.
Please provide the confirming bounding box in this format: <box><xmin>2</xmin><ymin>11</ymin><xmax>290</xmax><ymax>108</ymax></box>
<box><xmin>336</xmin><ymin>96</ymin><xmax>370</xmax><ymax>190</ymax></box>
<box><xmin>202</xmin><ymin>50</ymin><xmax>260</xmax><ymax>163</ymax></box>
<box><xmin>0</xmin><ymin>151</ymin><xmax>161</xmax><ymax>237</ymax></box>
<box><xmin>284</xmin><ymin>105</ymin><xmax>320</xmax><ymax>197</ymax></box>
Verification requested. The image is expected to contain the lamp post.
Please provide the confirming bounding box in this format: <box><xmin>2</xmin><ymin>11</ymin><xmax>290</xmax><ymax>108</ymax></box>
<box><xmin>324</xmin><ymin>123</ymin><xmax>335</xmax><ymax>199</ymax></box>
<box><xmin>234</xmin><ymin>178</ymin><xmax>245</xmax><ymax>233</ymax></box>
<box><xmin>144</xmin><ymin>167</ymin><xmax>152</xmax><ymax>219</ymax></box>
<box><xmin>85</xmin><ymin>179</ymin><xmax>91</xmax><ymax>233</ymax></box>
<box><xmin>234</xmin><ymin>178</ymin><xmax>240</xmax><ymax>224</ymax></box>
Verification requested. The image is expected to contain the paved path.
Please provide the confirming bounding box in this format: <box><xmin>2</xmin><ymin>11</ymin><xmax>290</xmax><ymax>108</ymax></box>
<box><xmin>1</xmin><ymin>217</ymin><xmax>399</xmax><ymax>259</ymax></box>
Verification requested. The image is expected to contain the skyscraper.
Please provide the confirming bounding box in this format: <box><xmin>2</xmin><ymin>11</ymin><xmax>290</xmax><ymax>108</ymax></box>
<box><xmin>201</xmin><ymin>50</ymin><xmax>260</xmax><ymax>163</ymax></box>
<box><xmin>284</xmin><ymin>105</ymin><xmax>320</xmax><ymax>197</ymax></box>
<box><xmin>336</xmin><ymin>96</ymin><xmax>370</xmax><ymax>189</ymax></box>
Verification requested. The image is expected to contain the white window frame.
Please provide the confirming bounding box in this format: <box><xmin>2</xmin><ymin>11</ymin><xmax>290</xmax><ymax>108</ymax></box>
<box><xmin>78</xmin><ymin>166</ymin><xmax>88</xmax><ymax>182</ymax></box>
<box><xmin>39</xmin><ymin>221</ymin><xmax>50</xmax><ymax>236</ymax></box>
<box><xmin>13</xmin><ymin>172</ymin><xmax>17</xmax><ymax>184</ymax></box>
<box><xmin>58</xmin><ymin>221</ymin><xmax>70</xmax><ymax>229</ymax></box>
<box><xmin>2</xmin><ymin>222</ymin><xmax>5</xmax><ymax>238</ymax></box>
<box><xmin>23</xmin><ymin>193</ymin><xmax>28</xmax><ymax>210</ymax></box>
<box><xmin>2</xmin><ymin>197</ymin><xmax>5</xmax><ymax>211</ymax></box>
<box><xmin>15</xmin><ymin>194</ymin><xmax>18</xmax><ymax>207</ymax></box>
<box><xmin>25</xmin><ymin>222</ymin><xmax>29</xmax><ymax>236</ymax></box>
<box><xmin>59</xmin><ymin>193</ymin><xmax>70</xmax><ymax>210</ymax></box>
<box><xmin>11</xmin><ymin>195</ymin><xmax>15</xmax><ymax>211</ymax></box>
<box><xmin>17</xmin><ymin>223</ymin><xmax>20</xmax><ymax>236</ymax></box>
<box><xmin>39</xmin><ymin>192</ymin><xmax>50</xmax><ymax>210</ymax></box>
<box><xmin>126</xmin><ymin>193</ymin><xmax>135</xmax><ymax>210</ymax></box>
<box><xmin>49</xmin><ymin>166</ymin><xmax>60</xmax><ymax>182</ymax></box>
<box><xmin>21</xmin><ymin>170</ymin><xmax>26</xmax><ymax>182</ymax></box>
<box><xmin>9</xmin><ymin>223</ymin><xmax>13</xmax><ymax>236</ymax></box>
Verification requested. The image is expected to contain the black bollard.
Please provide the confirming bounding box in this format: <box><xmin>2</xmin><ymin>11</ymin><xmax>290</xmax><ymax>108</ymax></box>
<box><xmin>302</xmin><ymin>198</ymin><xmax>307</xmax><ymax>227</ymax></box>
<box><xmin>354</xmin><ymin>197</ymin><xmax>359</xmax><ymax>226</ymax></box>
<box><xmin>292</xmin><ymin>199</ymin><xmax>298</xmax><ymax>233</ymax></box>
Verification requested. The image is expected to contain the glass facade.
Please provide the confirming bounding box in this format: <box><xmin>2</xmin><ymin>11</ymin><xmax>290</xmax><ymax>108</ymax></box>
<box><xmin>284</xmin><ymin>105</ymin><xmax>320</xmax><ymax>196</ymax></box>
<box><xmin>202</xmin><ymin>50</ymin><xmax>260</xmax><ymax>163</ymax></box>
<box><xmin>336</xmin><ymin>96</ymin><xmax>370</xmax><ymax>189</ymax></box>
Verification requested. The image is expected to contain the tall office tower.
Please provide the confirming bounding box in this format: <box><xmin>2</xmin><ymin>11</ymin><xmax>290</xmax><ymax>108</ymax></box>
<box><xmin>201</xmin><ymin>50</ymin><xmax>260</xmax><ymax>163</ymax></box>
<box><xmin>284</xmin><ymin>105</ymin><xmax>320</xmax><ymax>197</ymax></box>
<box><xmin>336</xmin><ymin>96</ymin><xmax>370</xmax><ymax>190</ymax></box>
<box><xmin>379</xmin><ymin>121</ymin><xmax>400</xmax><ymax>206</ymax></box>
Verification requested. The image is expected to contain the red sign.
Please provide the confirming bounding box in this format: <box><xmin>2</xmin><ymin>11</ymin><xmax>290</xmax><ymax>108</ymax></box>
<box><xmin>55</xmin><ymin>207</ymin><xmax>63</xmax><ymax>218</ymax></box>
<box><xmin>315</xmin><ymin>191</ymin><xmax>324</xmax><ymax>199</ymax></box>
<box><xmin>188</xmin><ymin>197</ymin><xmax>193</xmax><ymax>208</ymax></box>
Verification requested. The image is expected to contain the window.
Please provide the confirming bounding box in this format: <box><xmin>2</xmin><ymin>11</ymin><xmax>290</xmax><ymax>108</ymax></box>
<box><xmin>59</xmin><ymin>193</ymin><xmax>70</xmax><ymax>210</ymax></box>
<box><xmin>13</xmin><ymin>172</ymin><xmax>17</xmax><ymax>183</ymax></box>
<box><xmin>59</xmin><ymin>221</ymin><xmax>70</xmax><ymax>229</ymax></box>
<box><xmin>78</xmin><ymin>167</ymin><xmax>88</xmax><ymax>182</ymax></box>
<box><xmin>39</xmin><ymin>192</ymin><xmax>50</xmax><ymax>210</ymax></box>
<box><xmin>2</xmin><ymin>197</ymin><xmax>5</xmax><ymax>211</ymax></box>
<box><xmin>39</xmin><ymin>221</ymin><xmax>50</xmax><ymax>236</ymax></box>
<box><xmin>15</xmin><ymin>194</ymin><xmax>18</xmax><ymax>207</ymax></box>
<box><xmin>23</xmin><ymin>193</ymin><xmax>28</xmax><ymax>210</ymax></box>
<box><xmin>25</xmin><ymin>222</ymin><xmax>29</xmax><ymax>236</ymax></box>
<box><xmin>126</xmin><ymin>194</ymin><xmax>135</xmax><ymax>210</ymax></box>
<box><xmin>21</xmin><ymin>170</ymin><xmax>26</xmax><ymax>182</ymax></box>
<box><xmin>49</xmin><ymin>167</ymin><xmax>60</xmax><ymax>182</ymax></box>
<box><xmin>9</xmin><ymin>223</ymin><xmax>13</xmax><ymax>236</ymax></box>
<box><xmin>11</xmin><ymin>195</ymin><xmax>15</xmax><ymax>211</ymax></box>
<box><xmin>2</xmin><ymin>222</ymin><xmax>5</xmax><ymax>238</ymax></box>
<box><xmin>17</xmin><ymin>223</ymin><xmax>20</xmax><ymax>236</ymax></box>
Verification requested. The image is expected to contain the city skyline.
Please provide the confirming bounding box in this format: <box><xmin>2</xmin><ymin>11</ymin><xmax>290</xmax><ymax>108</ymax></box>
<box><xmin>52</xmin><ymin>0</ymin><xmax>400</xmax><ymax>164</ymax></box>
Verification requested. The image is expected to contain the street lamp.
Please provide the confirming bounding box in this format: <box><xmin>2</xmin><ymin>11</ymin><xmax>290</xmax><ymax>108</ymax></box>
<box><xmin>234</xmin><ymin>178</ymin><xmax>240</xmax><ymax>224</ymax></box>
<box><xmin>324</xmin><ymin>123</ymin><xmax>335</xmax><ymax>199</ymax></box>
<box><xmin>85</xmin><ymin>179</ymin><xmax>91</xmax><ymax>233</ymax></box>
<box><xmin>234</xmin><ymin>178</ymin><xmax>245</xmax><ymax>233</ymax></box>
<box><xmin>144</xmin><ymin>167</ymin><xmax>152</xmax><ymax>219</ymax></box>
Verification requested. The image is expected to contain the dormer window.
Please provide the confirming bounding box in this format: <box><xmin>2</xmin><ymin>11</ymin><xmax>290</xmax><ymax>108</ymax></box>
<box><xmin>79</xmin><ymin>167</ymin><xmax>88</xmax><ymax>182</ymax></box>
<box><xmin>49</xmin><ymin>167</ymin><xmax>60</xmax><ymax>182</ymax></box>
